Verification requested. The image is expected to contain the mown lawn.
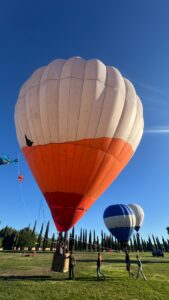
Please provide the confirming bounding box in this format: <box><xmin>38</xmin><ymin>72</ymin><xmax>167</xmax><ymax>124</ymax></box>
<box><xmin>0</xmin><ymin>251</ymin><xmax>169</xmax><ymax>300</ymax></box>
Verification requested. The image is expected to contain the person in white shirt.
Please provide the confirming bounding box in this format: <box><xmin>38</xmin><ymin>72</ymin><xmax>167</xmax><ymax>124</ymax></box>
<box><xmin>136</xmin><ymin>255</ymin><xmax>147</xmax><ymax>281</ymax></box>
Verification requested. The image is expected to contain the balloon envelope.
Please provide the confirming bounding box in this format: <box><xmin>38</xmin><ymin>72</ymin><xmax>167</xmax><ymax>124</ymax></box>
<box><xmin>128</xmin><ymin>204</ymin><xmax>144</xmax><ymax>232</ymax></box>
<box><xmin>103</xmin><ymin>204</ymin><xmax>136</xmax><ymax>242</ymax></box>
<box><xmin>15</xmin><ymin>57</ymin><xmax>144</xmax><ymax>232</ymax></box>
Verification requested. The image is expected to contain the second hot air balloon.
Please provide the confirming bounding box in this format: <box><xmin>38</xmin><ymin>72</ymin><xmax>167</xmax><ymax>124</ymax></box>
<box><xmin>103</xmin><ymin>204</ymin><xmax>136</xmax><ymax>244</ymax></box>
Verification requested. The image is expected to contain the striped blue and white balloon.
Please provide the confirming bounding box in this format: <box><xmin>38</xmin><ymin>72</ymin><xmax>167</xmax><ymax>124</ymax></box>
<box><xmin>103</xmin><ymin>204</ymin><xmax>136</xmax><ymax>242</ymax></box>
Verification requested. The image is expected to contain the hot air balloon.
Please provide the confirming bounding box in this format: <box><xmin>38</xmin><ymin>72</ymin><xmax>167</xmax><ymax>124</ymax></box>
<box><xmin>128</xmin><ymin>204</ymin><xmax>144</xmax><ymax>232</ymax></box>
<box><xmin>103</xmin><ymin>204</ymin><xmax>136</xmax><ymax>244</ymax></box>
<box><xmin>0</xmin><ymin>155</ymin><xmax>18</xmax><ymax>165</ymax></box>
<box><xmin>14</xmin><ymin>56</ymin><xmax>144</xmax><ymax>233</ymax></box>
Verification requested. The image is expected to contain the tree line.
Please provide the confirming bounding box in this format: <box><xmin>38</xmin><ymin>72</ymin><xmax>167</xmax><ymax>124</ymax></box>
<box><xmin>0</xmin><ymin>221</ymin><xmax>169</xmax><ymax>252</ymax></box>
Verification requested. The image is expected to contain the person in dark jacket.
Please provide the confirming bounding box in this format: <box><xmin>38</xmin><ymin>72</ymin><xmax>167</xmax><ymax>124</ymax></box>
<box><xmin>67</xmin><ymin>251</ymin><xmax>76</xmax><ymax>280</ymax></box>
<box><xmin>97</xmin><ymin>252</ymin><xmax>105</xmax><ymax>280</ymax></box>
<box><xmin>125</xmin><ymin>251</ymin><xmax>134</xmax><ymax>278</ymax></box>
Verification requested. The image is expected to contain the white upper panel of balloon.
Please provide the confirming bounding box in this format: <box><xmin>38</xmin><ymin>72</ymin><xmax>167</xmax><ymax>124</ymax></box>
<box><xmin>15</xmin><ymin>56</ymin><xmax>144</xmax><ymax>150</ymax></box>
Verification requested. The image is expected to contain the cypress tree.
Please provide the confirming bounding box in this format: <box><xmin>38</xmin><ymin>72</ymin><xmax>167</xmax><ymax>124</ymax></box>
<box><xmin>42</xmin><ymin>221</ymin><xmax>50</xmax><ymax>251</ymax></box>
<box><xmin>133</xmin><ymin>234</ymin><xmax>137</xmax><ymax>251</ymax></box>
<box><xmin>136</xmin><ymin>233</ymin><xmax>142</xmax><ymax>252</ymax></box>
<box><xmin>69</xmin><ymin>227</ymin><xmax>75</xmax><ymax>251</ymax></box>
<box><xmin>82</xmin><ymin>229</ymin><xmax>85</xmax><ymax>251</ymax></box>
<box><xmin>88</xmin><ymin>230</ymin><xmax>92</xmax><ymax>252</ymax></box>
<box><xmin>36</xmin><ymin>223</ymin><xmax>44</xmax><ymax>250</ymax></box>
<box><xmin>79</xmin><ymin>228</ymin><xmax>82</xmax><ymax>251</ymax></box>
<box><xmin>147</xmin><ymin>236</ymin><xmax>153</xmax><ymax>251</ymax></box>
<box><xmin>162</xmin><ymin>236</ymin><xmax>168</xmax><ymax>251</ymax></box>
<box><xmin>74</xmin><ymin>234</ymin><xmax>78</xmax><ymax>251</ymax></box>
<box><xmin>32</xmin><ymin>221</ymin><xmax>37</xmax><ymax>234</ymax></box>
<box><xmin>96</xmin><ymin>236</ymin><xmax>100</xmax><ymax>252</ymax></box>
<box><xmin>50</xmin><ymin>233</ymin><xmax>55</xmax><ymax>251</ymax></box>
<box><xmin>152</xmin><ymin>234</ymin><xmax>157</xmax><ymax>249</ymax></box>
<box><xmin>155</xmin><ymin>236</ymin><xmax>162</xmax><ymax>250</ymax></box>
<box><xmin>93</xmin><ymin>230</ymin><xmax>96</xmax><ymax>252</ymax></box>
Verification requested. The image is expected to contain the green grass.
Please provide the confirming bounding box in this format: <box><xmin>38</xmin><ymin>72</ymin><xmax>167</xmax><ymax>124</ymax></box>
<box><xmin>0</xmin><ymin>252</ymin><xmax>169</xmax><ymax>300</ymax></box>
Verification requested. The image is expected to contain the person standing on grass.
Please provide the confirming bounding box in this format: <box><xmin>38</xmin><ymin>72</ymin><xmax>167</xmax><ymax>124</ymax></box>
<box><xmin>125</xmin><ymin>251</ymin><xmax>134</xmax><ymax>278</ymax></box>
<box><xmin>97</xmin><ymin>252</ymin><xmax>105</xmax><ymax>280</ymax></box>
<box><xmin>67</xmin><ymin>251</ymin><xmax>76</xmax><ymax>280</ymax></box>
<box><xmin>136</xmin><ymin>255</ymin><xmax>147</xmax><ymax>281</ymax></box>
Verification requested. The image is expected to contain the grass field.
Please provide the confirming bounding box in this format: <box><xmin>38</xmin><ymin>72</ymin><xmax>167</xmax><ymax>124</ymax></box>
<box><xmin>0</xmin><ymin>251</ymin><xmax>169</xmax><ymax>300</ymax></box>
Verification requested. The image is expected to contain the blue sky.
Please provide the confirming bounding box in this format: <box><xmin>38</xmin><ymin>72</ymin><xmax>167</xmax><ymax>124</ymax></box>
<box><xmin>0</xmin><ymin>0</ymin><xmax>169</xmax><ymax>240</ymax></box>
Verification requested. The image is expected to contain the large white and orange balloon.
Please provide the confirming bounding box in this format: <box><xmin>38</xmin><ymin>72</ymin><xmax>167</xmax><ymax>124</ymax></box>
<box><xmin>14</xmin><ymin>57</ymin><xmax>144</xmax><ymax>232</ymax></box>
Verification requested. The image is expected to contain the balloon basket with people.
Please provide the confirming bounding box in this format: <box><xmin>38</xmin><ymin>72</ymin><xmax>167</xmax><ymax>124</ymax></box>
<box><xmin>51</xmin><ymin>232</ymin><xmax>69</xmax><ymax>273</ymax></box>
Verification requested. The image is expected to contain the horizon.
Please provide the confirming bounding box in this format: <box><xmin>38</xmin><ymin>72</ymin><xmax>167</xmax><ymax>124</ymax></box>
<box><xmin>0</xmin><ymin>1</ymin><xmax>169</xmax><ymax>242</ymax></box>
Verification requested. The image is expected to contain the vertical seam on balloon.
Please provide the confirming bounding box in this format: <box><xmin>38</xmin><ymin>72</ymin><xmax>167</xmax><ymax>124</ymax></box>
<box><xmin>85</xmin><ymin>148</ymin><xmax>131</xmax><ymax>200</ymax></box>
<box><xmin>127</xmin><ymin>98</ymin><xmax>144</xmax><ymax>149</ymax></box>
<box><xmin>29</xmin><ymin>72</ymin><xmax>43</xmax><ymax>145</ymax></box>
<box><xmin>45</xmin><ymin>65</ymin><xmax>57</xmax><ymax>192</ymax></box>
<box><xmin>65</xmin><ymin>58</ymin><xmax>76</xmax><ymax>195</ymax></box>
<box><xmin>15</xmin><ymin>98</ymin><xmax>26</xmax><ymax>147</ymax></box>
<box><xmin>39</xmin><ymin>66</ymin><xmax>48</xmax><ymax>145</ymax></box>
<box><xmin>53</xmin><ymin>61</ymin><xmax>66</xmax><ymax>192</ymax></box>
<box><xmin>68</xmin><ymin>59</ymin><xmax>87</xmax><ymax>196</ymax></box>
<box><xmin>14</xmin><ymin>101</ymin><xmax>23</xmax><ymax>146</ymax></box>
<box><xmin>36</xmin><ymin>67</ymin><xmax>49</xmax><ymax>192</ymax></box>
<box><xmin>57</xmin><ymin>60</ymin><xmax>67</xmax><ymax>191</ymax></box>
<box><xmin>24</xmin><ymin>84</ymin><xmax>34</xmax><ymax>144</ymax></box>
<box><xmin>117</xmin><ymin>79</ymin><xmax>138</xmax><ymax>144</ymax></box>
<box><xmin>99</xmin><ymin>79</ymin><xmax>139</xmax><ymax>169</ymax></box>
<box><xmin>78</xmin><ymin>65</ymin><xmax>108</xmax><ymax>194</ymax></box>
<box><xmin>25</xmin><ymin>84</ymin><xmax>37</xmax><ymax>147</ymax></box>
<box><xmin>106</xmin><ymin>77</ymin><xmax>128</xmax><ymax>151</ymax></box>
<box><xmin>130</xmin><ymin>125</ymin><xmax>143</xmax><ymax>153</ymax></box>
<box><xmin>91</xmin><ymin>68</ymin><xmax>108</xmax><ymax>139</ymax></box>
<box><xmin>75</xmin><ymin>61</ymin><xmax>104</xmax><ymax>195</ymax></box>
<box><xmin>113</xmin><ymin>79</ymin><xmax>137</xmax><ymax>143</ymax></box>
<box><xmin>77</xmin><ymin>67</ymin><xmax>125</xmax><ymax>199</ymax></box>
<box><xmin>25</xmin><ymin>78</ymin><xmax>47</xmax><ymax>192</ymax></box>
<box><xmin>79</xmin><ymin>69</ymin><xmax>127</xmax><ymax>199</ymax></box>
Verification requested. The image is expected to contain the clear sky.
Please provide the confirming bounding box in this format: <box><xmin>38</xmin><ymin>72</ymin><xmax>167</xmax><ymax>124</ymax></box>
<box><xmin>0</xmin><ymin>0</ymin><xmax>169</xmax><ymax>240</ymax></box>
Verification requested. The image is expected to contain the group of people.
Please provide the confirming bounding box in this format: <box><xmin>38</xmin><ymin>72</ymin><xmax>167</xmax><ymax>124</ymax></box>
<box><xmin>125</xmin><ymin>251</ymin><xmax>147</xmax><ymax>280</ymax></box>
<box><xmin>67</xmin><ymin>251</ymin><xmax>147</xmax><ymax>281</ymax></box>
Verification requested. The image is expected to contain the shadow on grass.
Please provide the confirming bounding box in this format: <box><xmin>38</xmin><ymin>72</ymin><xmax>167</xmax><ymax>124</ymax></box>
<box><xmin>0</xmin><ymin>275</ymin><xmax>64</xmax><ymax>281</ymax></box>
<box><xmin>0</xmin><ymin>275</ymin><xmax>113</xmax><ymax>282</ymax></box>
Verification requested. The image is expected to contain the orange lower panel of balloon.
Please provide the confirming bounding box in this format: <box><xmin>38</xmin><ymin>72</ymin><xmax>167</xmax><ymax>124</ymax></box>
<box><xmin>22</xmin><ymin>137</ymin><xmax>133</xmax><ymax>232</ymax></box>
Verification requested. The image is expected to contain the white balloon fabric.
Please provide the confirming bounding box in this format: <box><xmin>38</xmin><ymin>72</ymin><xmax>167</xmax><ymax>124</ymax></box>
<box><xmin>128</xmin><ymin>204</ymin><xmax>144</xmax><ymax>232</ymax></box>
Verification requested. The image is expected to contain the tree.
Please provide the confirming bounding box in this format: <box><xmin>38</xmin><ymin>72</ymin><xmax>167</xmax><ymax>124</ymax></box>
<box><xmin>136</xmin><ymin>233</ymin><xmax>143</xmax><ymax>252</ymax></box>
<box><xmin>0</xmin><ymin>226</ymin><xmax>18</xmax><ymax>250</ymax></box>
<box><xmin>147</xmin><ymin>236</ymin><xmax>153</xmax><ymax>251</ymax></box>
<box><xmin>32</xmin><ymin>221</ymin><xmax>37</xmax><ymax>234</ymax></box>
<box><xmin>16</xmin><ymin>227</ymin><xmax>36</xmax><ymax>250</ymax></box>
<box><xmin>36</xmin><ymin>223</ymin><xmax>44</xmax><ymax>250</ymax></box>
<box><xmin>42</xmin><ymin>221</ymin><xmax>50</xmax><ymax>251</ymax></box>
<box><xmin>152</xmin><ymin>234</ymin><xmax>157</xmax><ymax>249</ymax></box>
<box><xmin>88</xmin><ymin>230</ymin><xmax>92</xmax><ymax>252</ymax></box>
<box><xmin>50</xmin><ymin>233</ymin><xmax>55</xmax><ymax>251</ymax></box>
<box><xmin>96</xmin><ymin>236</ymin><xmax>100</xmax><ymax>252</ymax></box>
<box><xmin>92</xmin><ymin>230</ymin><xmax>96</xmax><ymax>252</ymax></box>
